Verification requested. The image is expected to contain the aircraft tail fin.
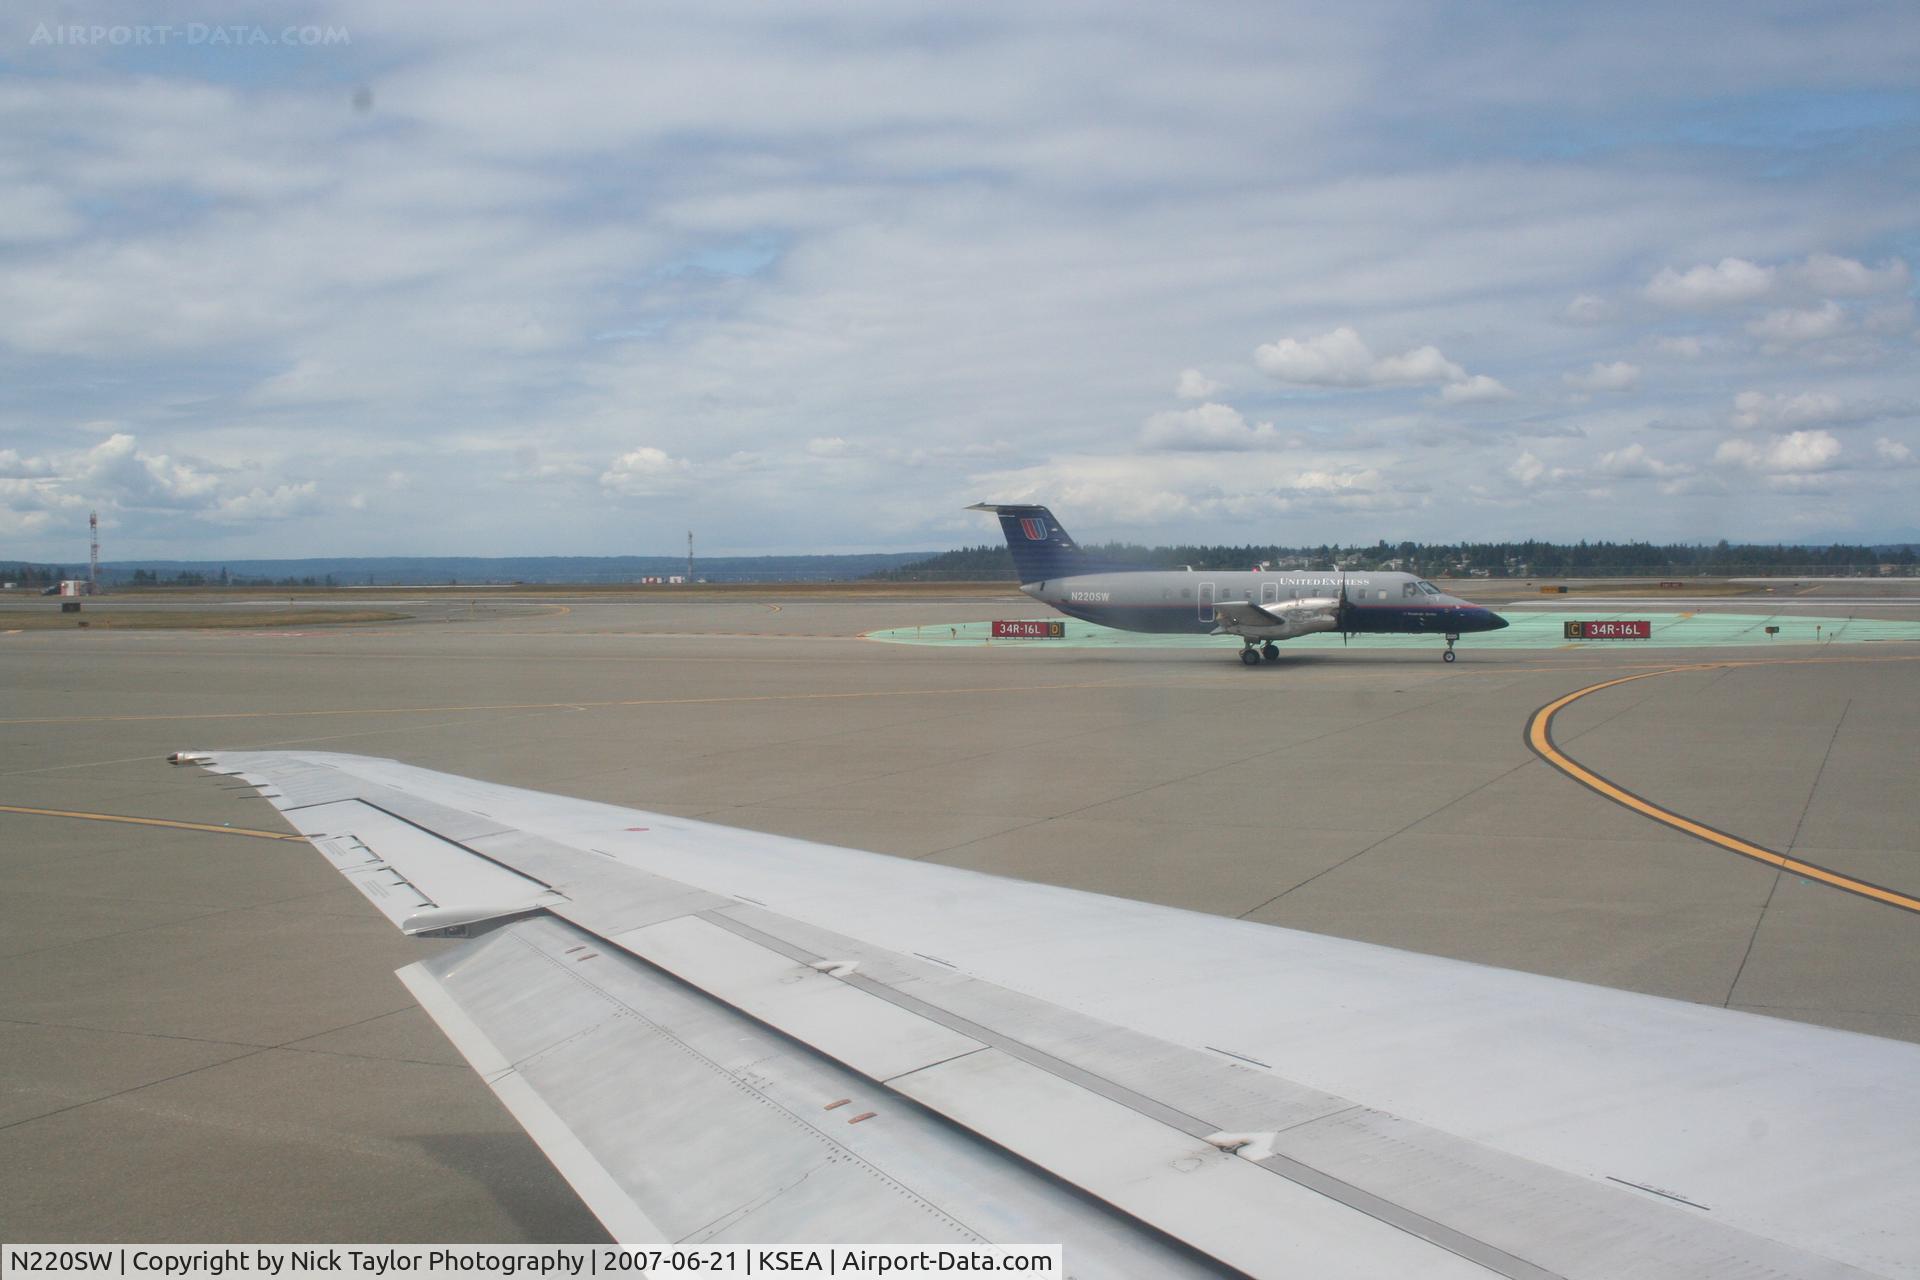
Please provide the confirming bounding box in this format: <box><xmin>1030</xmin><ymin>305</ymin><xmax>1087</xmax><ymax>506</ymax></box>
<box><xmin>968</xmin><ymin>503</ymin><xmax>1140</xmax><ymax>583</ymax></box>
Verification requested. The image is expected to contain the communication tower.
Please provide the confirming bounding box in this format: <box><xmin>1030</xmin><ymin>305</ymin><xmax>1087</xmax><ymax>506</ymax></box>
<box><xmin>89</xmin><ymin>510</ymin><xmax>100</xmax><ymax>593</ymax></box>
<box><xmin>687</xmin><ymin>530</ymin><xmax>694</xmax><ymax>582</ymax></box>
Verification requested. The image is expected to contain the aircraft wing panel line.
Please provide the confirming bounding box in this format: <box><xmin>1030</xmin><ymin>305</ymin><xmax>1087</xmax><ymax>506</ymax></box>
<box><xmin>646</xmin><ymin>905</ymin><xmax>1882</xmax><ymax>1280</ymax></box>
<box><xmin>608</xmin><ymin>913</ymin><xmax>989</xmax><ymax>1083</ymax></box>
<box><xmin>585</xmin><ymin>908</ymin><xmax>1518</xmax><ymax>1272</ymax></box>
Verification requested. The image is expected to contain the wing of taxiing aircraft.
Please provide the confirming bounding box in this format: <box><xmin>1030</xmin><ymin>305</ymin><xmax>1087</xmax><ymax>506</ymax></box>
<box><xmin>1210</xmin><ymin>597</ymin><xmax>1340</xmax><ymax>634</ymax></box>
<box><xmin>172</xmin><ymin>750</ymin><xmax>1920</xmax><ymax>1278</ymax></box>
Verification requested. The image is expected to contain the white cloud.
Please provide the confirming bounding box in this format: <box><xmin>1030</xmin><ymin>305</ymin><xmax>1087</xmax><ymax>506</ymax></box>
<box><xmin>1438</xmin><ymin>374</ymin><xmax>1516</xmax><ymax>405</ymax></box>
<box><xmin>1174</xmin><ymin>368</ymin><xmax>1222</xmax><ymax>399</ymax></box>
<box><xmin>1729</xmin><ymin>390</ymin><xmax>1883</xmax><ymax>431</ymax></box>
<box><xmin>1140</xmin><ymin>402</ymin><xmax>1280</xmax><ymax>451</ymax></box>
<box><xmin>1598</xmin><ymin>442</ymin><xmax>1685</xmax><ymax>478</ymax></box>
<box><xmin>1715</xmin><ymin>431</ymin><xmax>1842</xmax><ymax>474</ymax></box>
<box><xmin>0</xmin><ymin>449</ymin><xmax>54</xmax><ymax>477</ymax></box>
<box><xmin>211</xmin><ymin>482</ymin><xmax>321</xmax><ymax>522</ymax></box>
<box><xmin>1563</xmin><ymin>361</ymin><xmax>1641</xmax><ymax>393</ymax></box>
<box><xmin>806</xmin><ymin>436</ymin><xmax>852</xmax><ymax>457</ymax></box>
<box><xmin>599</xmin><ymin>446</ymin><xmax>692</xmax><ymax>495</ymax></box>
<box><xmin>1254</xmin><ymin>327</ymin><xmax>1375</xmax><ymax>385</ymax></box>
<box><xmin>0</xmin><ymin>431</ymin><xmax>333</xmax><ymax>534</ymax></box>
<box><xmin>1508</xmin><ymin>451</ymin><xmax>1573</xmax><ymax>488</ymax></box>
<box><xmin>1653</xmin><ymin>335</ymin><xmax>1705</xmax><ymax>359</ymax></box>
<box><xmin>1874</xmin><ymin>437</ymin><xmax>1915</xmax><ymax>466</ymax></box>
<box><xmin>75</xmin><ymin>433</ymin><xmax>221</xmax><ymax>509</ymax></box>
<box><xmin>1370</xmin><ymin>345</ymin><xmax>1469</xmax><ymax>386</ymax></box>
<box><xmin>1562</xmin><ymin>294</ymin><xmax>1610</xmax><ymax>325</ymax></box>
<box><xmin>1644</xmin><ymin>257</ymin><xmax>1775</xmax><ymax>309</ymax></box>
<box><xmin>1747</xmin><ymin>301</ymin><xmax>1847</xmax><ymax>345</ymax></box>
<box><xmin>969</xmin><ymin>453</ymin><xmax>1413</xmax><ymax>527</ymax></box>
<box><xmin>1792</xmin><ymin>253</ymin><xmax>1910</xmax><ymax>297</ymax></box>
<box><xmin>1255</xmin><ymin>326</ymin><xmax>1467</xmax><ymax>388</ymax></box>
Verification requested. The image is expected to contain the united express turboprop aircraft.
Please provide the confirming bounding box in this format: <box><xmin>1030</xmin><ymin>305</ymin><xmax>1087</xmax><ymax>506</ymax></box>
<box><xmin>971</xmin><ymin>502</ymin><xmax>1509</xmax><ymax>664</ymax></box>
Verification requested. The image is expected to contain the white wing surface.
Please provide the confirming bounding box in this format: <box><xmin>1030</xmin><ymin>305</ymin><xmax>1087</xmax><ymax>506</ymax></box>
<box><xmin>174</xmin><ymin>750</ymin><xmax>1920</xmax><ymax>1278</ymax></box>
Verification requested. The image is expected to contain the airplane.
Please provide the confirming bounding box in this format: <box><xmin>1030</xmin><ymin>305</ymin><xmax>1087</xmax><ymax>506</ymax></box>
<box><xmin>170</xmin><ymin>747</ymin><xmax>1920</xmax><ymax>1276</ymax></box>
<box><xmin>970</xmin><ymin>502</ymin><xmax>1509</xmax><ymax>664</ymax></box>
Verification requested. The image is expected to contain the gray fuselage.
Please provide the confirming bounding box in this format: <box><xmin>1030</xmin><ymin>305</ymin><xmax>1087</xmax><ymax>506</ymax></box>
<box><xmin>1021</xmin><ymin>569</ymin><xmax>1508</xmax><ymax>638</ymax></box>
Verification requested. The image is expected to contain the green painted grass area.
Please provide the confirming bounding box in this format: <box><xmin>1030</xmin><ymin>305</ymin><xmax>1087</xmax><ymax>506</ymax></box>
<box><xmin>867</xmin><ymin>611</ymin><xmax>1920</xmax><ymax>651</ymax></box>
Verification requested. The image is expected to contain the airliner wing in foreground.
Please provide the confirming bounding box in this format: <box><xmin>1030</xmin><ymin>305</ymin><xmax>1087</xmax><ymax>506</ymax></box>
<box><xmin>174</xmin><ymin>749</ymin><xmax>1918</xmax><ymax>1278</ymax></box>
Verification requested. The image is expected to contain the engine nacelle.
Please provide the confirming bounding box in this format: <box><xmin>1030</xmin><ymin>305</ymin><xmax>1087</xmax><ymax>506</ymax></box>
<box><xmin>1270</xmin><ymin>611</ymin><xmax>1339</xmax><ymax>637</ymax></box>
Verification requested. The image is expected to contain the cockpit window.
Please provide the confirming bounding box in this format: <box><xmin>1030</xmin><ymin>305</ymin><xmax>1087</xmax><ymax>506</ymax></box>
<box><xmin>1416</xmin><ymin>580</ymin><xmax>1441</xmax><ymax>596</ymax></box>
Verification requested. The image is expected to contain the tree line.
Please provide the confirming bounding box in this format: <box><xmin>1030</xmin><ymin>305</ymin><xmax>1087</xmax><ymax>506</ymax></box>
<box><xmin>870</xmin><ymin>540</ymin><xmax>1920</xmax><ymax>581</ymax></box>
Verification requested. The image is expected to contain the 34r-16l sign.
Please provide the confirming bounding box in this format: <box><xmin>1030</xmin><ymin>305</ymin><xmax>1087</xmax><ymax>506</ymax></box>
<box><xmin>1564</xmin><ymin>619</ymin><xmax>1651</xmax><ymax>640</ymax></box>
<box><xmin>992</xmin><ymin>619</ymin><xmax>1066</xmax><ymax>638</ymax></box>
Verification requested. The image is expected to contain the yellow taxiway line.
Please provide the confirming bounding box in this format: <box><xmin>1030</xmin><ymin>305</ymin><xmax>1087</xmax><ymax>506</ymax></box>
<box><xmin>1526</xmin><ymin>666</ymin><xmax>1920</xmax><ymax>914</ymax></box>
<box><xmin>0</xmin><ymin>803</ymin><xmax>301</xmax><ymax>842</ymax></box>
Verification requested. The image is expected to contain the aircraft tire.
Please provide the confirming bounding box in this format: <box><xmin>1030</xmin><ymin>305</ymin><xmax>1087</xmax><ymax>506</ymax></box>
<box><xmin>1443</xmin><ymin>649</ymin><xmax>1457</xmax><ymax>662</ymax></box>
<box><xmin>1261</xmin><ymin>644</ymin><xmax>1279</xmax><ymax>661</ymax></box>
<box><xmin>1240</xmin><ymin>647</ymin><xmax>1262</xmax><ymax>666</ymax></box>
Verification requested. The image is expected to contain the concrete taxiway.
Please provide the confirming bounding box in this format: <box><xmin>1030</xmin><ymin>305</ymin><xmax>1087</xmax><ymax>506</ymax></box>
<box><xmin>3</xmin><ymin>583</ymin><xmax>1918</xmax><ymax>1241</ymax></box>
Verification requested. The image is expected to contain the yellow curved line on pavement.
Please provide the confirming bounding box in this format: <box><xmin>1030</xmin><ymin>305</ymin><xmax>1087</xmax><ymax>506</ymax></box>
<box><xmin>0</xmin><ymin>803</ymin><xmax>302</xmax><ymax>842</ymax></box>
<box><xmin>1526</xmin><ymin>666</ymin><xmax>1920</xmax><ymax>914</ymax></box>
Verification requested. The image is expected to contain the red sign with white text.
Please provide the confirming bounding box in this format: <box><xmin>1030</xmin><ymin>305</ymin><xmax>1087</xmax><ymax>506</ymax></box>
<box><xmin>992</xmin><ymin>619</ymin><xmax>1066</xmax><ymax>638</ymax></box>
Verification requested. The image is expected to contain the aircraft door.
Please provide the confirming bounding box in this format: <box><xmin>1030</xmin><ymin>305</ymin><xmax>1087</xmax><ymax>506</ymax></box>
<box><xmin>1261</xmin><ymin>582</ymin><xmax>1279</xmax><ymax>605</ymax></box>
<box><xmin>1198</xmin><ymin>582</ymin><xmax>1215</xmax><ymax>622</ymax></box>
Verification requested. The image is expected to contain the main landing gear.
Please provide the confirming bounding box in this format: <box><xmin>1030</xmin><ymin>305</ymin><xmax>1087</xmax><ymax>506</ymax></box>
<box><xmin>1443</xmin><ymin>633</ymin><xmax>1459</xmax><ymax>663</ymax></box>
<box><xmin>1239</xmin><ymin>642</ymin><xmax>1281</xmax><ymax>666</ymax></box>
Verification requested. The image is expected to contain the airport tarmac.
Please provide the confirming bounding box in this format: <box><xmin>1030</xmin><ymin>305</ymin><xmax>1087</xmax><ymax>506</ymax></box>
<box><xmin>3</xmin><ymin>584</ymin><xmax>1919</xmax><ymax>1242</ymax></box>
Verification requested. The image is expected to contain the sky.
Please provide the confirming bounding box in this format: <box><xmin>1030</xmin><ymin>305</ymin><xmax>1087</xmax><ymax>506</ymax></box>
<box><xmin>2</xmin><ymin>2</ymin><xmax>1917</xmax><ymax>560</ymax></box>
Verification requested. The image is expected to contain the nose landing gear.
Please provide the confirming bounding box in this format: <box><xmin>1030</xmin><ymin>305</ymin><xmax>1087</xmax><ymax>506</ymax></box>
<box><xmin>1443</xmin><ymin>633</ymin><xmax>1459</xmax><ymax>663</ymax></box>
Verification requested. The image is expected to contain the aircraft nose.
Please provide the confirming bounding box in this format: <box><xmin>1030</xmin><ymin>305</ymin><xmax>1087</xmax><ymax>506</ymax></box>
<box><xmin>1485</xmin><ymin>609</ymin><xmax>1510</xmax><ymax>630</ymax></box>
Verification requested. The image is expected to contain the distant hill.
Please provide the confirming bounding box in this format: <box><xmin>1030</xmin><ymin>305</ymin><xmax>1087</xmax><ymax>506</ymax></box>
<box><xmin>19</xmin><ymin>553</ymin><xmax>937</xmax><ymax>587</ymax></box>
<box><xmin>9</xmin><ymin>539</ymin><xmax>1916</xmax><ymax>589</ymax></box>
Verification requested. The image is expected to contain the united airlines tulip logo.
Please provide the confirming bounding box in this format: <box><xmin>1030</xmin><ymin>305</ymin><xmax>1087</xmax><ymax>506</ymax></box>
<box><xmin>1019</xmin><ymin>517</ymin><xmax>1048</xmax><ymax>540</ymax></box>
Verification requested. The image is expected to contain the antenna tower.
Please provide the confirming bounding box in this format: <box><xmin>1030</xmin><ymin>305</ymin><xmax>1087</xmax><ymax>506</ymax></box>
<box><xmin>687</xmin><ymin>530</ymin><xmax>694</xmax><ymax>582</ymax></box>
<box><xmin>89</xmin><ymin>510</ymin><xmax>100</xmax><ymax>593</ymax></box>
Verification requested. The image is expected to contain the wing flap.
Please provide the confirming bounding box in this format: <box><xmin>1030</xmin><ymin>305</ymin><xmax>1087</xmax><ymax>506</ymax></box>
<box><xmin>402</xmin><ymin>914</ymin><xmax>1223</xmax><ymax>1275</ymax></box>
<box><xmin>611</xmin><ymin>914</ymin><xmax>985</xmax><ymax>1083</ymax></box>
<box><xmin>892</xmin><ymin>1047</ymin><xmax>1494</xmax><ymax>1279</ymax></box>
<box><xmin>1210</xmin><ymin>599</ymin><xmax>1275</xmax><ymax>628</ymax></box>
<box><xmin>281</xmin><ymin>798</ymin><xmax>563</xmax><ymax>933</ymax></box>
